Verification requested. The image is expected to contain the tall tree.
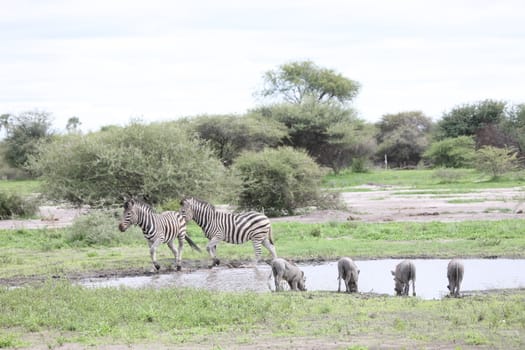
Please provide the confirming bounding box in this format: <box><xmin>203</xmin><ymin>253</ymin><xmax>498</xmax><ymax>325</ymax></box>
<box><xmin>436</xmin><ymin>99</ymin><xmax>506</xmax><ymax>140</ymax></box>
<box><xmin>256</xmin><ymin>99</ymin><xmax>371</xmax><ymax>172</ymax></box>
<box><xmin>66</xmin><ymin>116</ymin><xmax>82</xmax><ymax>133</ymax></box>
<box><xmin>499</xmin><ymin>103</ymin><xmax>525</xmax><ymax>157</ymax></box>
<box><xmin>376</xmin><ymin>111</ymin><xmax>432</xmax><ymax>168</ymax></box>
<box><xmin>258</xmin><ymin>60</ymin><xmax>360</xmax><ymax>105</ymax></box>
<box><xmin>3</xmin><ymin>111</ymin><xmax>55</xmax><ymax>169</ymax></box>
<box><xmin>191</xmin><ymin>114</ymin><xmax>287</xmax><ymax>166</ymax></box>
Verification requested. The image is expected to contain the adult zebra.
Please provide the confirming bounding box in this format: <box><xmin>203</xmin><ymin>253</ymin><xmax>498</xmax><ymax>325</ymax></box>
<box><xmin>118</xmin><ymin>199</ymin><xmax>201</xmax><ymax>272</ymax></box>
<box><xmin>179</xmin><ymin>197</ymin><xmax>277</xmax><ymax>267</ymax></box>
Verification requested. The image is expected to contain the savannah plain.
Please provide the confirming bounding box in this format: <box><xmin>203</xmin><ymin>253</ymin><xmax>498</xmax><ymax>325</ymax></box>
<box><xmin>0</xmin><ymin>169</ymin><xmax>524</xmax><ymax>349</ymax></box>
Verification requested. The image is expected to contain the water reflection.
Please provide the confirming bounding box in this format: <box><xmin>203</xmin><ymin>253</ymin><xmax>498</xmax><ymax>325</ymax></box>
<box><xmin>80</xmin><ymin>259</ymin><xmax>525</xmax><ymax>300</ymax></box>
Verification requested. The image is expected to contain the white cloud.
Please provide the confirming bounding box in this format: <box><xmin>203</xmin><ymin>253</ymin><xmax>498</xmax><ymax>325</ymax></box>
<box><xmin>1</xmin><ymin>0</ymin><xmax>524</xmax><ymax>132</ymax></box>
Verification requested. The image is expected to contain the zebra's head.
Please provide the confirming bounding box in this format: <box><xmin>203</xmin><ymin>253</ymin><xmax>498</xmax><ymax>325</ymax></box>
<box><xmin>179</xmin><ymin>198</ymin><xmax>194</xmax><ymax>222</ymax></box>
<box><xmin>118</xmin><ymin>199</ymin><xmax>138</xmax><ymax>232</ymax></box>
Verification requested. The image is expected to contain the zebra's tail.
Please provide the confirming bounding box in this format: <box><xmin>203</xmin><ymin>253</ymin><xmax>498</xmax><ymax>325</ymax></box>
<box><xmin>268</xmin><ymin>226</ymin><xmax>274</xmax><ymax>245</ymax></box>
<box><xmin>185</xmin><ymin>235</ymin><xmax>202</xmax><ymax>253</ymax></box>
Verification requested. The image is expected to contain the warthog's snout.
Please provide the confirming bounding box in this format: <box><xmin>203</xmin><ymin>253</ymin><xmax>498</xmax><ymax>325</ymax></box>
<box><xmin>118</xmin><ymin>223</ymin><xmax>127</xmax><ymax>232</ymax></box>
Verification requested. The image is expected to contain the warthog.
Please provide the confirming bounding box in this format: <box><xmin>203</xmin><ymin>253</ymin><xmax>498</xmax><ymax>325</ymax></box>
<box><xmin>447</xmin><ymin>259</ymin><xmax>464</xmax><ymax>297</ymax></box>
<box><xmin>337</xmin><ymin>257</ymin><xmax>360</xmax><ymax>293</ymax></box>
<box><xmin>391</xmin><ymin>260</ymin><xmax>416</xmax><ymax>296</ymax></box>
<box><xmin>268</xmin><ymin>258</ymin><xmax>306</xmax><ymax>291</ymax></box>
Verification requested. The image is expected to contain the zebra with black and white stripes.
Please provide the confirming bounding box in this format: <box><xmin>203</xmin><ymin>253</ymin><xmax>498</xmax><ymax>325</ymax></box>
<box><xmin>179</xmin><ymin>197</ymin><xmax>277</xmax><ymax>267</ymax></box>
<box><xmin>118</xmin><ymin>199</ymin><xmax>201</xmax><ymax>272</ymax></box>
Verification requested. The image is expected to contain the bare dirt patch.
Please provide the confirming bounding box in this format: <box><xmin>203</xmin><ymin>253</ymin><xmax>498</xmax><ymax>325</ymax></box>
<box><xmin>272</xmin><ymin>186</ymin><xmax>525</xmax><ymax>224</ymax></box>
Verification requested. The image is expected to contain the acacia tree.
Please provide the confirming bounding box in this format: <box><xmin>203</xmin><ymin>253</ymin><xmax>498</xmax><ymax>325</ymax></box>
<box><xmin>376</xmin><ymin>111</ymin><xmax>432</xmax><ymax>168</ymax></box>
<box><xmin>256</xmin><ymin>99</ymin><xmax>373</xmax><ymax>172</ymax></box>
<box><xmin>2</xmin><ymin>111</ymin><xmax>55</xmax><ymax>169</ymax></box>
<box><xmin>258</xmin><ymin>60</ymin><xmax>360</xmax><ymax>105</ymax></box>
<box><xmin>499</xmin><ymin>103</ymin><xmax>525</xmax><ymax>158</ymax></box>
<box><xmin>66</xmin><ymin>117</ymin><xmax>82</xmax><ymax>134</ymax></box>
<box><xmin>191</xmin><ymin>114</ymin><xmax>287</xmax><ymax>166</ymax></box>
<box><xmin>326</xmin><ymin>121</ymin><xmax>377</xmax><ymax>173</ymax></box>
<box><xmin>436</xmin><ymin>99</ymin><xmax>506</xmax><ymax>140</ymax></box>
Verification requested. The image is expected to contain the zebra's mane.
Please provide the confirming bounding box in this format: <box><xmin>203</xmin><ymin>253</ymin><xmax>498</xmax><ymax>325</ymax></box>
<box><xmin>128</xmin><ymin>199</ymin><xmax>155</xmax><ymax>213</ymax></box>
<box><xmin>186</xmin><ymin>197</ymin><xmax>215</xmax><ymax>211</ymax></box>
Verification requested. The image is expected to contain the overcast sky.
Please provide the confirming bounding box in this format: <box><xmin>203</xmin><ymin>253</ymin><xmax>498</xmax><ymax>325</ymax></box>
<box><xmin>1</xmin><ymin>0</ymin><xmax>524</xmax><ymax>133</ymax></box>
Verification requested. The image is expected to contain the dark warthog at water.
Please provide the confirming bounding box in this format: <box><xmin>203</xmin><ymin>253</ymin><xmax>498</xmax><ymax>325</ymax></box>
<box><xmin>337</xmin><ymin>257</ymin><xmax>360</xmax><ymax>293</ymax></box>
<box><xmin>391</xmin><ymin>260</ymin><xmax>416</xmax><ymax>296</ymax></box>
<box><xmin>447</xmin><ymin>259</ymin><xmax>464</xmax><ymax>297</ymax></box>
<box><xmin>268</xmin><ymin>258</ymin><xmax>306</xmax><ymax>292</ymax></box>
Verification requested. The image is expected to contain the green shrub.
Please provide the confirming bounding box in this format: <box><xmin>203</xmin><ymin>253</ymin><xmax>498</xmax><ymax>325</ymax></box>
<box><xmin>66</xmin><ymin>211</ymin><xmax>142</xmax><ymax>247</ymax></box>
<box><xmin>351</xmin><ymin>157</ymin><xmax>369</xmax><ymax>173</ymax></box>
<box><xmin>423</xmin><ymin>136</ymin><xmax>475</xmax><ymax>168</ymax></box>
<box><xmin>0</xmin><ymin>192</ymin><xmax>38</xmax><ymax>219</ymax></box>
<box><xmin>233</xmin><ymin>147</ymin><xmax>336</xmax><ymax>216</ymax></box>
<box><xmin>473</xmin><ymin>146</ymin><xmax>519</xmax><ymax>179</ymax></box>
<box><xmin>28</xmin><ymin>121</ymin><xmax>234</xmax><ymax>206</ymax></box>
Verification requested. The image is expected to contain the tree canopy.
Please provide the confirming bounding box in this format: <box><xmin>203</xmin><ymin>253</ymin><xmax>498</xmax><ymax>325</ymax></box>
<box><xmin>436</xmin><ymin>100</ymin><xmax>506</xmax><ymax>140</ymax></box>
<box><xmin>190</xmin><ymin>113</ymin><xmax>287</xmax><ymax>166</ymax></box>
<box><xmin>375</xmin><ymin>111</ymin><xmax>432</xmax><ymax>168</ymax></box>
<box><xmin>258</xmin><ymin>60</ymin><xmax>360</xmax><ymax>105</ymax></box>
<box><xmin>2</xmin><ymin>111</ymin><xmax>55</xmax><ymax>169</ymax></box>
<box><xmin>256</xmin><ymin>99</ymin><xmax>371</xmax><ymax>172</ymax></box>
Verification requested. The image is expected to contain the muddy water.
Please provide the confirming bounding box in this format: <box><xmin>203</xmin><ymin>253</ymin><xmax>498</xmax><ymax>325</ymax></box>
<box><xmin>80</xmin><ymin>259</ymin><xmax>525</xmax><ymax>300</ymax></box>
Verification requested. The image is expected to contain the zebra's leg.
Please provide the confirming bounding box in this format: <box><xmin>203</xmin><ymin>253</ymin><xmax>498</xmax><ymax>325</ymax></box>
<box><xmin>148</xmin><ymin>239</ymin><xmax>163</xmax><ymax>272</ymax></box>
<box><xmin>206</xmin><ymin>238</ymin><xmax>221</xmax><ymax>268</ymax></box>
<box><xmin>251</xmin><ymin>240</ymin><xmax>264</xmax><ymax>266</ymax></box>
<box><xmin>167</xmin><ymin>238</ymin><xmax>182</xmax><ymax>271</ymax></box>
<box><xmin>262</xmin><ymin>238</ymin><xmax>277</xmax><ymax>259</ymax></box>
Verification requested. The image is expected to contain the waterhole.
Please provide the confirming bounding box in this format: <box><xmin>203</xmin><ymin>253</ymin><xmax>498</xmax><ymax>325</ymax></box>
<box><xmin>80</xmin><ymin>259</ymin><xmax>525</xmax><ymax>299</ymax></box>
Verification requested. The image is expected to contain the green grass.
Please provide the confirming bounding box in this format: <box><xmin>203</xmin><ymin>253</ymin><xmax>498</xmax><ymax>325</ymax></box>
<box><xmin>0</xmin><ymin>172</ymin><xmax>524</xmax><ymax>348</ymax></box>
<box><xmin>0</xmin><ymin>281</ymin><xmax>523</xmax><ymax>349</ymax></box>
<box><xmin>0</xmin><ymin>180</ymin><xmax>40</xmax><ymax>196</ymax></box>
<box><xmin>0</xmin><ymin>219</ymin><xmax>524</xmax><ymax>279</ymax></box>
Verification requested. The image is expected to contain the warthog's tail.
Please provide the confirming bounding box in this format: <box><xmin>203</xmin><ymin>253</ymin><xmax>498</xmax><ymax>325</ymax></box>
<box><xmin>185</xmin><ymin>235</ymin><xmax>202</xmax><ymax>253</ymax></box>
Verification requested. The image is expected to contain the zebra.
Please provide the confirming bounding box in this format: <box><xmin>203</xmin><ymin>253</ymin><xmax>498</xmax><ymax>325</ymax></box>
<box><xmin>118</xmin><ymin>198</ymin><xmax>201</xmax><ymax>272</ymax></box>
<box><xmin>179</xmin><ymin>197</ymin><xmax>277</xmax><ymax>267</ymax></box>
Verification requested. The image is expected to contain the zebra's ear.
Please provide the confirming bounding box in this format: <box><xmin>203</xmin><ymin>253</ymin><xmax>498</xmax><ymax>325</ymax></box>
<box><xmin>119</xmin><ymin>192</ymin><xmax>133</xmax><ymax>203</ymax></box>
<box><xmin>124</xmin><ymin>198</ymin><xmax>134</xmax><ymax>209</ymax></box>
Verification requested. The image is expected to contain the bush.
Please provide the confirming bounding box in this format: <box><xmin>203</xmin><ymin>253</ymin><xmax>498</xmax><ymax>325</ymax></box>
<box><xmin>351</xmin><ymin>157</ymin><xmax>369</xmax><ymax>173</ymax></box>
<box><xmin>0</xmin><ymin>192</ymin><xmax>38</xmax><ymax>219</ymax></box>
<box><xmin>423</xmin><ymin>136</ymin><xmax>475</xmax><ymax>168</ymax></box>
<box><xmin>233</xmin><ymin>147</ymin><xmax>335</xmax><ymax>216</ymax></box>
<box><xmin>67</xmin><ymin>211</ymin><xmax>142</xmax><ymax>247</ymax></box>
<box><xmin>473</xmin><ymin>146</ymin><xmax>519</xmax><ymax>179</ymax></box>
<box><xmin>28</xmin><ymin>121</ymin><xmax>234</xmax><ymax>206</ymax></box>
